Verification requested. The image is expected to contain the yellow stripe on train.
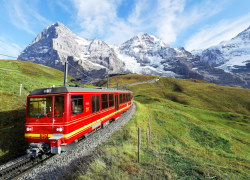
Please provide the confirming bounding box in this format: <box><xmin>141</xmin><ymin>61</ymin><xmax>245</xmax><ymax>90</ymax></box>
<box><xmin>25</xmin><ymin>105</ymin><xmax>131</xmax><ymax>140</ymax></box>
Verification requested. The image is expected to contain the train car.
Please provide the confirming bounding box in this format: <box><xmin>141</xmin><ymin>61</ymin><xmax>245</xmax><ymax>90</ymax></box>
<box><xmin>25</xmin><ymin>87</ymin><xmax>133</xmax><ymax>157</ymax></box>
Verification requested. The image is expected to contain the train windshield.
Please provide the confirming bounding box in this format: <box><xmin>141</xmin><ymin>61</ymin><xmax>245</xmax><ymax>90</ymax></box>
<box><xmin>28</xmin><ymin>97</ymin><xmax>52</xmax><ymax>118</ymax></box>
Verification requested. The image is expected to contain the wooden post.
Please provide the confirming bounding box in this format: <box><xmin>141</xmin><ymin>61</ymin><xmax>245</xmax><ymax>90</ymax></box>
<box><xmin>116</xmin><ymin>82</ymin><xmax>118</xmax><ymax>90</ymax></box>
<box><xmin>138</xmin><ymin>127</ymin><xmax>141</xmax><ymax>163</ymax></box>
<box><xmin>146</xmin><ymin>129</ymin><xmax>150</xmax><ymax>148</ymax></box>
<box><xmin>148</xmin><ymin>115</ymin><xmax>151</xmax><ymax>144</ymax></box>
<box><xmin>19</xmin><ymin>84</ymin><xmax>22</xmax><ymax>96</ymax></box>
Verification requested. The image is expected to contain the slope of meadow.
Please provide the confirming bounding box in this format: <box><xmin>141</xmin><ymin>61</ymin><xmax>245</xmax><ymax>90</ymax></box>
<box><xmin>69</xmin><ymin>75</ymin><xmax>250</xmax><ymax>179</ymax></box>
<box><xmin>0</xmin><ymin>60</ymin><xmax>71</xmax><ymax>163</ymax></box>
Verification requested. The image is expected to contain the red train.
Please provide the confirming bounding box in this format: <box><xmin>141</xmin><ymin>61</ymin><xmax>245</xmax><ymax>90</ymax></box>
<box><xmin>25</xmin><ymin>87</ymin><xmax>133</xmax><ymax>157</ymax></box>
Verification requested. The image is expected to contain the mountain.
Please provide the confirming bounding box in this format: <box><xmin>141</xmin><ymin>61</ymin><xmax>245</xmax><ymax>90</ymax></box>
<box><xmin>200</xmin><ymin>26</ymin><xmax>250</xmax><ymax>71</ymax></box>
<box><xmin>201</xmin><ymin>26</ymin><xmax>250</xmax><ymax>68</ymax></box>
<box><xmin>113</xmin><ymin>33</ymin><xmax>197</xmax><ymax>77</ymax></box>
<box><xmin>18</xmin><ymin>22</ymin><xmax>124</xmax><ymax>81</ymax></box>
<box><xmin>18</xmin><ymin>22</ymin><xmax>250</xmax><ymax>88</ymax></box>
<box><xmin>197</xmin><ymin>26</ymin><xmax>250</xmax><ymax>88</ymax></box>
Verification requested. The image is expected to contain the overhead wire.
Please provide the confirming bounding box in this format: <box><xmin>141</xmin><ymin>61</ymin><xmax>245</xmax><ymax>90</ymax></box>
<box><xmin>0</xmin><ymin>52</ymin><xmax>96</xmax><ymax>81</ymax></box>
<box><xmin>0</xmin><ymin>54</ymin><xmax>64</xmax><ymax>79</ymax></box>
<box><xmin>67</xmin><ymin>61</ymin><xmax>95</xmax><ymax>81</ymax></box>
<box><xmin>0</xmin><ymin>67</ymin><xmax>64</xmax><ymax>79</ymax></box>
<box><xmin>0</xmin><ymin>53</ymin><xmax>18</xmax><ymax>59</ymax></box>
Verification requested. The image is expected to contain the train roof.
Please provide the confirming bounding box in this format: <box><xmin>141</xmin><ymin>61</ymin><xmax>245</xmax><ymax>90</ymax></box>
<box><xmin>29</xmin><ymin>86</ymin><xmax>132</xmax><ymax>95</ymax></box>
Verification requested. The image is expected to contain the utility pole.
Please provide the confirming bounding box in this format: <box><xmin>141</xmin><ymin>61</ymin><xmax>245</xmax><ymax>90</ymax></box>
<box><xmin>107</xmin><ymin>60</ymin><xmax>110</xmax><ymax>89</ymax></box>
<box><xmin>107</xmin><ymin>73</ymin><xmax>109</xmax><ymax>89</ymax></box>
<box><xmin>63</xmin><ymin>61</ymin><xmax>68</xmax><ymax>87</ymax></box>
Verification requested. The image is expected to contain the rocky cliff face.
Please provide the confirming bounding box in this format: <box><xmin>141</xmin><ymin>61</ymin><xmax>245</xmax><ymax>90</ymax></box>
<box><xmin>18</xmin><ymin>22</ymin><xmax>124</xmax><ymax>81</ymax></box>
<box><xmin>18</xmin><ymin>22</ymin><xmax>250</xmax><ymax>88</ymax></box>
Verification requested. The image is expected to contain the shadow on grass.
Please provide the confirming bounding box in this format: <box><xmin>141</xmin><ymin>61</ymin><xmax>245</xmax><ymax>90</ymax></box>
<box><xmin>0</xmin><ymin>109</ymin><xmax>28</xmax><ymax>164</ymax></box>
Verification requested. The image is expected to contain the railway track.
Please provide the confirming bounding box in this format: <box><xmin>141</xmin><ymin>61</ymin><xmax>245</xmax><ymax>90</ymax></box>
<box><xmin>0</xmin><ymin>154</ymin><xmax>54</xmax><ymax>180</ymax></box>
<box><xmin>0</xmin><ymin>128</ymin><xmax>97</xmax><ymax>180</ymax></box>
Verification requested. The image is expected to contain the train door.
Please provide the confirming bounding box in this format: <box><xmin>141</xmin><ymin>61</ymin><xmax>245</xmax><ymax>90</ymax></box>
<box><xmin>52</xmin><ymin>95</ymin><xmax>65</xmax><ymax>134</ymax></box>
<box><xmin>91</xmin><ymin>95</ymin><xmax>101</xmax><ymax>129</ymax></box>
<box><xmin>115</xmin><ymin>94</ymin><xmax>119</xmax><ymax>111</ymax></box>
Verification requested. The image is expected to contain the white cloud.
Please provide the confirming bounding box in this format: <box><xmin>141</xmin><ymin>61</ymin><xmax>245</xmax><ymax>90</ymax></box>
<box><xmin>3</xmin><ymin>0</ymin><xmax>51</xmax><ymax>35</ymax></box>
<box><xmin>154</xmin><ymin>0</ymin><xmax>226</xmax><ymax>44</ymax></box>
<box><xmin>0</xmin><ymin>37</ymin><xmax>22</xmax><ymax>59</ymax></box>
<box><xmin>71</xmin><ymin>0</ymin><xmax>227</xmax><ymax>45</ymax></box>
<box><xmin>185</xmin><ymin>13</ymin><xmax>250</xmax><ymax>51</ymax></box>
<box><xmin>154</xmin><ymin>0</ymin><xmax>186</xmax><ymax>43</ymax></box>
<box><xmin>73</xmin><ymin>0</ymin><xmax>119</xmax><ymax>36</ymax></box>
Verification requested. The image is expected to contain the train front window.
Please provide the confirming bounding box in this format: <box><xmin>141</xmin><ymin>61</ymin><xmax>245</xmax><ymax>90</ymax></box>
<box><xmin>28</xmin><ymin>97</ymin><xmax>52</xmax><ymax>118</ymax></box>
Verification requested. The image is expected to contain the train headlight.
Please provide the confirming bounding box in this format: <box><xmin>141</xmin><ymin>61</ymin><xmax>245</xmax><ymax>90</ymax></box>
<box><xmin>56</xmin><ymin>127</ymin><xmax>63</xmax><ymax>132</ymax></box>
<box><xmin>26</xmin><ymin>127</ymin><xmax>33</xmax><ymax>132</ymax></box>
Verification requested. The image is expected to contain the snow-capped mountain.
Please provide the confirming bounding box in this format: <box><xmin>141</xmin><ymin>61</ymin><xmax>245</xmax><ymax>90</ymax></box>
<box><xmin>18</xmin><ymin>22</ymin><xmax>250</xmax><ymax>88</ymax></box>
<box><xmin>18</xmin><ymin>22</ymin><xmax>124</xmax><ymax>80</ymax></box>
<box><xmin>200</xmin><ymin>26</ymin><xmax>250</xmax><ymax>72</ymax></box>
<box><xmin>114</xmin><ymin>33</ymin><xmax>199</xmax><ymax>78</ymax></box>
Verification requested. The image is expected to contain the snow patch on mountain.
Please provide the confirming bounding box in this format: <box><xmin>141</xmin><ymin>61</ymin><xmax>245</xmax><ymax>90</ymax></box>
<box><xmin>201</xmin><ymin>25</ymin><xmax>250</xmax><ymax>72</ymax></box>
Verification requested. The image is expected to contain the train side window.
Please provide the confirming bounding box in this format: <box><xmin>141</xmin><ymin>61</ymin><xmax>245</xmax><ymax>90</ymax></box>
<box><xmin>101</xmin><ymin>94</ymin><xmax>108</xmax><ymax>110</ymax></box>
<box><xmin>119</xmin><ymin>94</ymin><xmax>123</xmax><ymax>104</ymax></box>
<box><xmin>92</xmin><ymin>96</ymin><xmax>100</xmax><ymax>113</ymax></box>
<box><xmin>109</xmin><ymin>94</ymin><xmax>114</xmax><ymax>107</ymax></box>
<box><xmin>71</xmin><ymin>95</ymin><xmax>83</xmax><ymax>115</ymax></box>
<box><xmin>55</xmin><ymin>96</ymin><xmax>64</xmax><ymax>117</ymax></box>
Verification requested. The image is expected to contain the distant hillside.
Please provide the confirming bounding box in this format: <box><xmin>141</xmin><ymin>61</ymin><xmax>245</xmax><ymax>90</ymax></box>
<box><xmin>0</xmin><ymin>60</ymin><xmax>69</xmax><ymax>110</ymax></box>
<box><xmin>94</xmin><ymin>74</ymin><xmax>157</xmax><ymax>87</ymax></box>
<box><xmin>70</xmin><ymin>74</ymin><xmax>250</xmax><ymax>179</ymax></box>
<box><xmin>0</xmin><ymin>60</ymin><xmax>72</xmax><ymax>163</ymax></box>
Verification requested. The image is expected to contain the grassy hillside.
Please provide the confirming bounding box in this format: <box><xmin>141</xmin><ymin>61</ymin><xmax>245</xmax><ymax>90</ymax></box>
<box><xmin>69</xmin><ymin>76</ymin><xmax>250</xmax><ymax>179</ymax></box>
<box><xmin>0</xmin><ymin>60</ymin><xmax>74</xmax><ymax>163</ymax></box>
<box><xmin>94</xmin><ymin>74</ymin><xmax>157</xmax><ymax>87</ymax></box>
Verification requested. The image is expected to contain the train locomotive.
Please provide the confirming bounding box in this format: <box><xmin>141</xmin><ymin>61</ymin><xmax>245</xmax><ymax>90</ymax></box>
<box><xmin>25</xmin><ymin>86</ymin><xmax>133</xmax><ymax>158</ymax></box>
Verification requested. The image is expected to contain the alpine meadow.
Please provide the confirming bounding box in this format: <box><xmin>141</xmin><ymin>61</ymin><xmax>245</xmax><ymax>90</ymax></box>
<box><xmin>66</xmin><ymin>74</ymin><xmax>250</xmax><ymax>179</ymax></box>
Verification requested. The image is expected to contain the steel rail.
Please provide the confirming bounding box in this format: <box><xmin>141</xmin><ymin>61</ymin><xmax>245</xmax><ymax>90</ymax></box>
<box><xmin>0</xmin><ymin>155</ymin><xmax>54</xmax><ymax>180</ymax></box>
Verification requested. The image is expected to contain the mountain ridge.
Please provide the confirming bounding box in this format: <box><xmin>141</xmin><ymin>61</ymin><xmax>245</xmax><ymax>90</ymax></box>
<box><xmin>18</xmin><ymin>22</ymin><xmax>250</xmax><ymax>88</ymax></box>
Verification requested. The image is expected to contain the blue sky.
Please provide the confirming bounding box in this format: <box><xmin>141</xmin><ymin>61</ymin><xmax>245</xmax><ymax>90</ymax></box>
<box><xmin>0</xmin><ymin>0</ymin><xmax>250</xmax><ymax>59</ymax></box>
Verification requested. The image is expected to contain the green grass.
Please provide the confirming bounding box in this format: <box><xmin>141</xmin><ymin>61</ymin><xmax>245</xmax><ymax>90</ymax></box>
<box><xmin>94</xmin><ymin>74</ymin><xmax>157</xmax><ymax>87</ymax></box>
<box><xmin>67</xmin><ymin>75</ymin><xmax>250</xmax><ymax>179</ymax></box>
<box><xmin>1</xmin><ymin>63</ymin><xmax>249</xmax><ymax>178</ymax></box>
